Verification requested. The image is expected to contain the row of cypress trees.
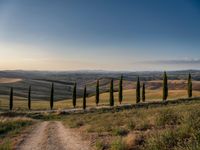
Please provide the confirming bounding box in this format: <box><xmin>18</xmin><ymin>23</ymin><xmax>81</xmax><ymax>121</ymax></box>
<box><xmin>8</xmin><ymin>72</ymin><xmax>193</xmax><ymax>110</ymax></box>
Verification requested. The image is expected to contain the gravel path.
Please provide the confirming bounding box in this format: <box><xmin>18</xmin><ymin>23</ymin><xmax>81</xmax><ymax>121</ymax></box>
<box><xmin>17</xmin><ymin>121</ymin><xmax>91</xmax><ymax>150</ymax></box>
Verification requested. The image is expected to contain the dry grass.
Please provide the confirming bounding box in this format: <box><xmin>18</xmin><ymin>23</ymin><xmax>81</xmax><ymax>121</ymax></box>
<box><xmin>62</xmin><ymin>100</ymin><xmax>200</xmax><ymax>150</ymax></box>
<box><xmin>0</xmin><ymin>116</ymin><xmax>34</xmax><ymax>149</ymax></box>
<box><xmin>0</xmin><ymin>89</ymin><xmax>200</xmax><ymax>110</ymax></box>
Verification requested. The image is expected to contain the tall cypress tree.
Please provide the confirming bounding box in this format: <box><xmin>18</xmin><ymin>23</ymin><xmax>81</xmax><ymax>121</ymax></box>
<box><xmin>50</xmin><ymin>83</ymin><xmax>54</xmax><ymax>110</ymax></box>
<box><xmin>83</xmin><ymin>85</ymin><xmax>87</xmax><ymax>110</ymax></box>
<box><xmin>163</xmin><ymin>71</ymin><xmax>168</xmax><ymax>101</ymax></box>
<box><xmin>119</xmin><ymin>75</ymin><xmax>123</xmax><ymax>104</ymax></box>
<box><xmin>136</xmin><ymin>76</ymin><xmax>140</xmax><ymax>103</ymax></box>
<box><xmin>96</xmin><ymin>80</ymin><xmax>99</xmax><ymax>106</ymax></box>
<box><xmin>142</xmin><ymin>83</ymin><xmax>145</xmax><ymax>102</ymax></box>
<box><xmin>110</xmin><ymin>79</ymin><xmax>114</xmax><ymax>106</ymax></box>
<box><xmin>28</xmin><ymin>86</ymin><xmax>31</xmax><ymax>110</ymax></box>
<box><xmin>9</xmin><ymin>87</ymin><xmax>13</xmax><ymax>110</ymax></box>
<box><xmin>72</xmin><ymin>82</ymin><xmax>77</xmax><ymax>108</ymax></box>
<box><xmin>188</xmin><ymin>73</ymin><xmax>192</xmax><ymax>98</ymax></box>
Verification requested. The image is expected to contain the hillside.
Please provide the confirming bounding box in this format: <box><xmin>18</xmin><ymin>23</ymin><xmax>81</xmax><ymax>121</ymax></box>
<box><xmin>0</xmin><ymin>70</ymin><xmax>200</xmax><ymax>102</ymax></box>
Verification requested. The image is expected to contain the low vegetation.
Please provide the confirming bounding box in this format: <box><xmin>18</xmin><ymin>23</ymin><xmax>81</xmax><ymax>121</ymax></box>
<box><xmin>0</xmin><ymin>116</ymin><xmax>34</xmax><ymax>149</ymax></box>
<box><xmin>62</xmin><ymin>101</ymin><xmax>200</xmax><ymax>150</ymax></box>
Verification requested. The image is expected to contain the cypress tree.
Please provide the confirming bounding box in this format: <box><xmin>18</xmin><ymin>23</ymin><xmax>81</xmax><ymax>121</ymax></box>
<box><xmin>110</xmin><ymin>79</ymin><xmax>114</xmax><ymax>106</ymax></box>
<box><xmin>50</xmin><ymin>83</ymin><xmax>54</xmax><ymax>110</ymax></box>
<box><xmin>96</xmin><ymin>80</ymin><xmax>99</xmax><ymax>106</ymax></box>
<box><xmin>188</xmin><ymin>73</ymin><xmax>192</xmax><ymax>98</ymax></box>
<box><xmin>163</xmin><ymin>71</ymin><xmax>168</xmax><ymax>101</ymax></box>
<box><xmin>83</xmin><ymin>85</ymin><xmax>86</xmax><ymax>110</ymax></box>
<box><xmin>72</xmin><ymin>82</ymin><xmax>77</xmax><ymax>108</ymax></box>
<box><xmin>9</xmin><ymin>87</ymin><xmax>13</xmax><ymax>110</ymax></box>
<box><xmin>136</xmin><ymin>76</ymin><xmax>140</xmax><ymax>103</ymax></box>
<box><xmin>142</xmin><ymin>83</ymin><xmax>145</xmax><ymax>102</ymax></box>
<box><xmin>28</xmin><ymin>86</ymin><xmax>31</xmax><ymax>110</ymax></box>
<box><xmin>119</xmin><ymin>75</ymin><xmax>123</xmax><ymax>104</ymax></box>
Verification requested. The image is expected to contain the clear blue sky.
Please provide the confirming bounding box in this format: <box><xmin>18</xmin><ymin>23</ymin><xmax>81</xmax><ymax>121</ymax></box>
<box><xmin>0</xmin><ymin>0</ymin><xmax>200</xmax><ymax>71</ymax></box>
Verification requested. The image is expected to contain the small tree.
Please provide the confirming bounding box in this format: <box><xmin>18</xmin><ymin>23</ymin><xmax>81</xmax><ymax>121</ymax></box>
<box><xmin>163</xmin><ymin>71</ymin><xmax>168</xmax><ymax>101</ymax></box>
<box><xmin>28</xmin><ymin>86</ymin><xmax>31</xmax><ymax>110</ymax></box>
<box><xmin>136</xmin><ymin>76</ymin><xmax>140</xmax><ymax>103</ymax></box>
<box><xmin>96</xmin><ymin>80</ymin><xmax>99</xmax><ymax>106</ymax></box>
<box><xmin>50</xmin><ymin>83</ymin><xmax>54</xmax><ymax>110</ymax></box>
<box><xmin>9</xmin><ymin>87</ymin><xmax>13</xmax><ymax>110</ymax></box>
<box><xmin>83</xmin><ymin>85</ymin><xmax>87</xmax><ymax>110</ymax></box>
<box><xmin>142</xmin><ymin>83</ymin><xmax>145</xmax><ymax>102</ymax></box>
<box><xmin>119</xmin><ymin>75</ymin><xmax>123</xmax><ymax>104</ymax></box>
<box><xmin>110</xmin><ymin>79</ymin><xmax>114</xmax><ymax>106</ymax></box>
<box><xmin>188</xmin><ymin>73</ymin><xmax>192</xmax><ymax>98</ymax></box>
<box><xmin>72</xmin><ymin>82</ymin><xmax>77</xmax><ymax>108</ymax></box>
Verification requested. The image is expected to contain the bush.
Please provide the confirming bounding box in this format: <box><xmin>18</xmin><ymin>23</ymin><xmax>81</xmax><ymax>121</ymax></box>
<box><xmin>143</xmin><ymin>129</ymin><xmax>178</xmax><ymax>150</ymax></box>
<box><xmin>112</xmin><ymin>128</ymin><xmax>129</xmax><ymax>136</ymax></box>
<box><xmin>95</xmin><ymin>140</ymin><xmax>105</xmax><ymax>150</ymax></box>
<box><xmin>156</xmin><ymin>109</ymin><xmax>181</xmax><ymax>127</ymax></box>
<box><xmin>110</xmin><ymin>137</ymin><xmax>126</xmax><ymax>150</ymax></box>
<box><xmin>135</xmin><ymin>121</ymin><xmax>151</xmax><ymax>131</ymax></box>
<box><xmin>0</xmin><ymin>120</ymin><xmax>33</xmax><ymax>137</ymax></box>
<box><xmin>127</xmin><ymin>120</ymin><xmax>136</xmax><ymax>130</ymax></box>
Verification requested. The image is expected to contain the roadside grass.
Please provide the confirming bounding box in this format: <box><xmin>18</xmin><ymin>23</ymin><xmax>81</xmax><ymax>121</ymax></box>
<box><xmin>1</xmin><ymin>89</ymin><xmax>200</xmax><ymax>111</ymax></box>
<box><xmin>62</xmin><ymin>101</ymin><xmax>200</xmax><ymax>150</ymax></box>
<box><xmin>0</xmin><ymin>117</ymin><xmax>34</xmax><ymax>149</ymax></box>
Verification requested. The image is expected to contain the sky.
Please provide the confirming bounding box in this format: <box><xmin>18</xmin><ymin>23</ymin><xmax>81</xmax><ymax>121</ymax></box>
<box><xmin>0</xmin><ymin>0</ymin><xmax>200</xmax><ymax>71</ymax></box>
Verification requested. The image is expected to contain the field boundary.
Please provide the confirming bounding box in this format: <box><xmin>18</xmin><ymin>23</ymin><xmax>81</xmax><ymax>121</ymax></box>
<box><xmin>1</xmin><ymin>97</ymin><xmax>200</xmax><ymax>115</ymax></box>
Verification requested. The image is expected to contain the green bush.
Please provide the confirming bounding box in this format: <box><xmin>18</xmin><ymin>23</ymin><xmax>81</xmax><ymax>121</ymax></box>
<box><xmin>0</xmin><ymin>120</ymin><xmax>33</xmax><ymax>137</ymax></box>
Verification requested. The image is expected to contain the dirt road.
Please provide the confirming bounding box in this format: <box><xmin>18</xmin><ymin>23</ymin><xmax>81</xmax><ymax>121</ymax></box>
<box><xmin>17</xmin><ymin>121</ymin><xmax>91</xmax><ymax>150</ymax></box>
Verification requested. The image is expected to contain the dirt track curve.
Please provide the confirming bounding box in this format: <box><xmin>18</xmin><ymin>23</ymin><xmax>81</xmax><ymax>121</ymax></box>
<box><xmin>17</xmin><ymin>121</ymin><xmax>91</xmax><ymax>150</ymax></box>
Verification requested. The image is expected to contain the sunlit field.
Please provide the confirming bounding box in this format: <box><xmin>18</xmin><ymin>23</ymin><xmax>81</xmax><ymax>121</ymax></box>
<box><xmin>1</xmin><ymin>89</ymin><xmax>200</xmax><ymax>111</ymax></box>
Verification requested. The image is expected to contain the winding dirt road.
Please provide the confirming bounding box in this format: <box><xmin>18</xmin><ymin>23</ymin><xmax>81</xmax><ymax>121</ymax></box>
<box><xmin>17</xmin><ymin>121</ymin><xmax>91</xmax><ymax>150</ymax></box>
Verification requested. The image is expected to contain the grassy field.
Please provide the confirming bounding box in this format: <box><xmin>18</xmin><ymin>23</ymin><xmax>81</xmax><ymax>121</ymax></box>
<box><xmin>0</xmin><ymin>116</ymin><xmax>34</xmax><ymax>149</ymax></box>
<box><xmin>1</xmin><ymin>98</ymin><xmax>200</xmax><ymax>149</ymax></box>
<box><xmin>0</xmin><ymin>89</ymin><xmax>200</xmax><ymax>110</ymax></box>
<box><xmin>61</xmin><ymin>100</ymin><xmax>200</xmax><ymax>150</ymax></box>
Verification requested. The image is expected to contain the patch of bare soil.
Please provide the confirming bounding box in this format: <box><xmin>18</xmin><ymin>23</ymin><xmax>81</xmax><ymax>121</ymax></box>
<box><xmin>17</xmin><ymin>121</ymin><xmax>91</xmax><ymax>150</ymax></box>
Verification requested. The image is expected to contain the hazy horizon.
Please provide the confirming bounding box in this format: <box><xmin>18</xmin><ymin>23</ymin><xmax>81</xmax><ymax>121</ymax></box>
<box><xmin>0</xmin><ymin>0</ymin><xmax>200</xmax><ymax>71</ymax></box>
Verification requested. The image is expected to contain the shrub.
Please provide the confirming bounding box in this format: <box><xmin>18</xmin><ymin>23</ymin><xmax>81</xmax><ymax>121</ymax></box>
<box><xmin>0</xmin><ymin>119</ymin><xmax>33</xmax><ymax>137</ymax></box>
<box><xmin>110</xmin><ymin>137</ymin><xmax>126</xmax><ymax>150</ymax></box>
<box><xmin>112</xmin><ymin>128</ymin><xmax>129</xmax><ymax>136</ymax></box>
<box><xmin>95</xmin><ymin>140</ymin><xmax>105</xmax><ymax>150</ymax></box>
<box><xmin>156</xmin><ymin>109</ymin><xmax>181</xmax><ymax>126</ymax></box>
<box><xmin>127</xmin><ymin>120</ymin><xmax>136</xmax><ymax>130</ymax></box>
<box><xmin>143</xmin><ymin>129</ymin><xmax>178</xmax><ymax>150</ymax></box>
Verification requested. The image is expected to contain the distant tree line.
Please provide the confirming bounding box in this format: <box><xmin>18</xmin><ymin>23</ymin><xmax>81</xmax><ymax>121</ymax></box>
<box><xmin>7</xmin><ymin>72</ymin><xmax>193</xmax><ymax>111</ymax></box>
